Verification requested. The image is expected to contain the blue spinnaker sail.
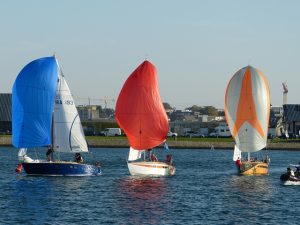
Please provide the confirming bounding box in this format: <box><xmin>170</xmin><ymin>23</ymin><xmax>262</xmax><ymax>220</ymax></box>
<box><xmin>12</xmin><ymin>56</ymin><xmax>58</xmax><ymax>148</ymax></box>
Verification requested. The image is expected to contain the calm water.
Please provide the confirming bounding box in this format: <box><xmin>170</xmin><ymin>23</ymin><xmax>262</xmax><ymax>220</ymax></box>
<box><xmin>1</xmin><ymin>147</ymin><xmax>300</xmax><ymax>225</ymax></box>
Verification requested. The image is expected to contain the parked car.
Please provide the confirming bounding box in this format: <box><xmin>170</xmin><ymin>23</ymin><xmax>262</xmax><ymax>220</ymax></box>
<box><xmin>209</xmin><ymin>132</ymin><xmax>217</xmax><ymax>137</ymax></box>
<box><xmin>208</xmin><ymin>132</ymin><xmax>231</xmax><ymax>138</ymax></box>
<box><xmin>167</xmin><ymin>131</ymin><xmax>178</xmax><ymax>137</ymax></box>
<box><xmin>184</xmin><ymin>131</ymin><xmax>205</xmax><ymax>138</ymax></box>
<box><xmin>183</xmin><ymin>131</ymin><xmax>195</xmax><ymax>137</ymax></box>
<box><xmin>100</xmin><ymin>128</ymin><xmax>122</xmax><ymax>136</ymax></box>
<box><xmin>189</xmin><ymin>132</ymin><xmax>206</xmax><ymax>138</ymax></box>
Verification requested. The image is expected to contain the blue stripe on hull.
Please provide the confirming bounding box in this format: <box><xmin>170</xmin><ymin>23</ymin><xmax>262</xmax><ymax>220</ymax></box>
<box><xmin>22</xmin><ymin>162</ymin><xmax>101</xmax><ymax>176</ymax></box>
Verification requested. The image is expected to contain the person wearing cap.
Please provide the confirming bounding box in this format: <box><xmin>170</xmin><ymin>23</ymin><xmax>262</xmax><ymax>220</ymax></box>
<box><xmin>286</xmin><ymin>167</ymin><xmax>295</xmax><ymax>177</ymax></box>
<box><xmin>75</xmin><ymin>153</ymin><xmax>83</xmax><ymax>163</ymax></box>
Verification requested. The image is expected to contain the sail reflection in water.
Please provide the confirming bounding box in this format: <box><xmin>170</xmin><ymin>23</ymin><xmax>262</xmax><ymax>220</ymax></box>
<box><xmin>226</xmin><ymin>175</ymin><xmax>277</xmax><ymax>215</ymax></box>
<box><xmin>116</xmin><ymin>177</ymin><xmax>170</xmax><ymax>224</ymax></box>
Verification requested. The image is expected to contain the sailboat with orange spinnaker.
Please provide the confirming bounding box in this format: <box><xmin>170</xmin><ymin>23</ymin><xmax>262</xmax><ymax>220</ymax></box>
<box><xmin>225</xmin><ymin>66</ymin><xmax>270</xmax><ymax>175</ymax></box>
<box><xmin>115</xmin><ymin>60</ymin><xmax>175</xmax><ymax>176</ymax></box>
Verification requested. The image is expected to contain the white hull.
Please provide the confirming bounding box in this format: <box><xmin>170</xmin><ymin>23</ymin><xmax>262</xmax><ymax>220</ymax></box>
<box><xmin>127</xmin><ymin>161</ymin><xmax>175</xmax><ymax>176</ymax></box>
<box><xmin>282</xmin><ymin>180</ymin><xmax>300</xmax><ymax>186</ymax></box>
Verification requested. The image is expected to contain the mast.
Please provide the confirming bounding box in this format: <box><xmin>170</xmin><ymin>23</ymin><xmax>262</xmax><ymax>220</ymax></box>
<box><xmin>52</xmin><ymin>54</ymin><xmax>59</xmax><ymax>153</ymax></box>
<box><xmin>49</xmin><ymin>113</ymin><xmax>54</xmax><ymax>161</ymax></box>
<box><xmin>51</xmin><ymin>113</ymin><xmax>54</xmax><ymax>150</ymax></box>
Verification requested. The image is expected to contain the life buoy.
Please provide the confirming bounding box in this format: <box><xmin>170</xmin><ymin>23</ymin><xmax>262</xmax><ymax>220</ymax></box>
<box><xmin>15</xmin><ymin>163</ymin><xmax>23</xmax><ymax>173</ymax></box>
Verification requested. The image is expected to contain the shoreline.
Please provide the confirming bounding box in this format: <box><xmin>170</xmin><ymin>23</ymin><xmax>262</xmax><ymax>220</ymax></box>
<box><xmin>2</xmin><ymin>136</ymin><xmax>300</xmax><ymax>150</ymax></box>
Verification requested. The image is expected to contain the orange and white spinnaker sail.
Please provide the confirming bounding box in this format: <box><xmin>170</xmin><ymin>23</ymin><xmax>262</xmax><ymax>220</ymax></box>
<box><xmin>225</xmin><ymin>66</ymin><xmax>270</xmax><ymax>152</ymax></box>
<box><xmin>115</xmin><ymin>60</ymin><xmax>169</xmax><ymax>150</ymax></box>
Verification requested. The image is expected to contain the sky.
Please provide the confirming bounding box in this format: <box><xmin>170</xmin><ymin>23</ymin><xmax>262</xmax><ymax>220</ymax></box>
<box><xmin>0</xmin><ymin>0</ymin><xmax>299</xmax><ymax>109</ymax></box>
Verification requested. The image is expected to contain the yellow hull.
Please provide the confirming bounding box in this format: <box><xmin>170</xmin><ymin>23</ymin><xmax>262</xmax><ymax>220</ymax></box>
<box><xmin>239</xmin><ymin>161</ymin><xmax>269</xmax><ymax>175</ymax></box>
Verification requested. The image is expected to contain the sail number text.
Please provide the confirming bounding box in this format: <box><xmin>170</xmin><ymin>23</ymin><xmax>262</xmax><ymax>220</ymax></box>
<box><xmin>56</xmin><ymin>99</ymin><xmax>74</xmax><ymax>105</ymax></box>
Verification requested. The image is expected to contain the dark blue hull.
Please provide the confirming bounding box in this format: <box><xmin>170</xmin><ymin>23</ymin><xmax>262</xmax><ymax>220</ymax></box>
<box><xmin>22</xmin><ymin>162</ymin><xmax>101</xmax><ymax>176</ymax></box>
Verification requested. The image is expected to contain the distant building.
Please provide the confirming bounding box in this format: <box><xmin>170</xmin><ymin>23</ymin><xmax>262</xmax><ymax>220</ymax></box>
<box><xmin>197</xmin><ymin>115</ymin><xmax>208</xmax><ymax>122</ymax></box>
<box><xmin>76</xmin><ymin>105</ymin><xmax>118</xmax><ymax>135</ymax></box>
<box><xmin>0</xmin><ymin>93</ymin><xmax>12</xmax><ymax>134</ymax></box>
<box><xmin>210</xmin><ymin>122</ymin><xmax>231</xmax><ymax>137</ymax></box>
<box><xmin>283</xmin><ymin>104</ymin><xmax>300</xmax><ymax>137</ymax></box>
<box><xmin>169</xmin><ymin>110</ymin><xmax>193</xmax><ymax>121</ymax></box>
<box><xmin>77</xmin><ymin>105</ymin><xmax>101</xmax><ymax>121</ymax></box>
<box><xmin>169</xmin><ymin>120</ymin><xmax>218</xmax><ymax>136</ymax></box>
<box><xmin>196</xmin><ymin>115</ymin><xmax>216</xmax><ymax>122</ymax></box>
<box><xmin>269</xmin><ymin>106</ymin><xmax>284</xmax><ymax>137</ymax></box>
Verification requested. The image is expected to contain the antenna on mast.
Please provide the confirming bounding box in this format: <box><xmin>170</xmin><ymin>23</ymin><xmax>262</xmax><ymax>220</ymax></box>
<box><xmin>282</xmin><ymin>82</ymin><xmax>288</xmax><ymax>105</ymax></box>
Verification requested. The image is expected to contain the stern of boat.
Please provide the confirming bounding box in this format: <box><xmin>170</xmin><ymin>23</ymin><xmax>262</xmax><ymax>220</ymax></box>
<box><xmin>128</xmin><ymin>161</ymin><xmax>175</xmax><ymax>176</ymax></box>
<box><xmin>239</xmin><ymin>161</ymin><xmax>269</xmax><ymax>175</ymax></box>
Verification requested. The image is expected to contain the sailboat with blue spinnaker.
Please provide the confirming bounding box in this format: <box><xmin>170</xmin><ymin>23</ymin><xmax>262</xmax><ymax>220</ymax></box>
<box><xmin>12</xmin><ymin>55</ymin><xmax>101</xmax><ymax>176</ymax></box>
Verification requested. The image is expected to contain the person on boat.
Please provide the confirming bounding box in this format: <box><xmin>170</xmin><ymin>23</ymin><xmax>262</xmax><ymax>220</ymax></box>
<box><xmin>263</xmin><ymin>155</ymin><xmax>270</xmax><ymax>164</ymax></box>
<box><xmin>295</xmin><ymin>167</ymin><xmax>300</xmax><ymax>177</ymax></box>
<box><xmin>147</xmin><ymin>149</ymin><xmax>152</xmax><ymax>161</ymax></box>
<box><xmin>235</xmin><ymin>157</ymin><xmax>242</xmax><ymax>171</ymax></box>
<box><xmin>165</xmin><ymin>154</ymin><xmax>173</xmax><ymax>165</ymax></box>
<box><xmin>291</xmin><ymin>168</ymin><xmax>295</xmax><ymax>176</ymax></box>
<box><xmin>281</xmin><ymin>167</ymin><xmax>293</xmax><ymax>182</ymax></box>
<box><xmin>286</xmin><ymin>167</ymin><xmax>295</xmax><ymax>177</ymax></box>
<box><xmin>95</xmin><ymin>161</ymin><xmax>101</xmax><ymax>168</ymax></box>
<box><xmin>286</xmin><ymin>167</ymin><xmax>292</xmax><ymax>177</ymax></box>
<box><xmin>151</xmin><ymin>153</ymin><xmax>158</xmax><ymax>162</ymax></box>
<box><xmin>46</xmin><ymin>147</ymin><xmax>54</xmax><ymax>162</ymax></box>
<box><xmin>75</xmin><ymin>153</ymin><xmax>83</xmax><ymax>163</ymax></box>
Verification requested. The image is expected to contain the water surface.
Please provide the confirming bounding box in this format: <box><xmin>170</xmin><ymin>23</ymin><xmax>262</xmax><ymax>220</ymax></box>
<box><xmin>0</xmin><ymin>147</ymin><xmax>299</xmax><ymax>224</ymax></box>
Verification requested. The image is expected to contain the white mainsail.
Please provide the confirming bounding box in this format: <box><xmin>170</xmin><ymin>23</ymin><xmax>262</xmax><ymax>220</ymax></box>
<box><xmin>53</xmin><ymin>68</ymin><xmax>88</xmax><ymax>153</ymax></box>
<box><xmin>128</xmin><ymin>147</ymin><xmax>142</xmax><ymax>161</ymax></box>
<box><xmin>233</xmin><ymin>145</ymin><xmax>242</xmax><ymax>161</ymax></box>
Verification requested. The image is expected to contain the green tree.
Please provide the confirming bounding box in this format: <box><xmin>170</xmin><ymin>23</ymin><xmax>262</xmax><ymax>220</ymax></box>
<box><xmin>205</xmin><ymin>106</ymin><xmax>218</xmax><ymax>116</ymax></box>
<box><xmin>186</xmin><ymin>105</ymin><xmax>202</xmax><ymax>113</ymax></box>
<box><xmin>186</xmin><ymin>105</ymin><xmax>219</xmax><ymax>116</ymax></box>
<box><xmin>163</xmin><ymin>102</ymin><xmax>173</xmax><ymax>110</ymax></box>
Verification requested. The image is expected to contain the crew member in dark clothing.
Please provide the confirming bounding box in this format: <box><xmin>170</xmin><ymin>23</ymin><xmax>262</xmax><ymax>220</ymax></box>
<box><xmin>75</xmin><ymin>153</ymin><xmax>83</xmax><ymax>163</ymax></box>
<box><xmin>46</xmin><ymin>147</ymin><xmax>54</xmax><ymax>161</ymax></box>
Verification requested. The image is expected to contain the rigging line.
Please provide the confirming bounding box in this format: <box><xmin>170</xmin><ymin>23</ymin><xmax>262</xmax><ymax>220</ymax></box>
<box><xmin>69</xmin><ymin>114</ymin><xmax>88</xmax><ymax>152</ymax></box>
<box><xmin>69</xmin><ymin>114</ymin><xmax>78</xmax><ymax>152</ymax></box>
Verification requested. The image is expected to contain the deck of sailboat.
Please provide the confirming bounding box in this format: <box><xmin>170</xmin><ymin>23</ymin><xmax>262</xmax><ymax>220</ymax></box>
<box><xmin>127</xmin><ymin>160</ymin><xmax>175</xmax><ymax>176</ymax></box>
<box><xmin>240</xmin><ymin>161</ymin><xmax>269</xmax><ymax>175</ymax></box>
<box><xmin>24</xmin><ymin>160</ymin><xmax>86</xmax><ymax>164</ymax></box>
<box><xmin>129</xmin><ymin>161</ymin><xmax>172</xmax><ymax>168</ymax></box>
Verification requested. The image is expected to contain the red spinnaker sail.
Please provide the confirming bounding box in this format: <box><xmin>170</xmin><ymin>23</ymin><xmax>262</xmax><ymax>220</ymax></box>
<box><xmin>115</xmin><ymin>60</ymin><xmax>169</xmax><ymax>150</ymax></box>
